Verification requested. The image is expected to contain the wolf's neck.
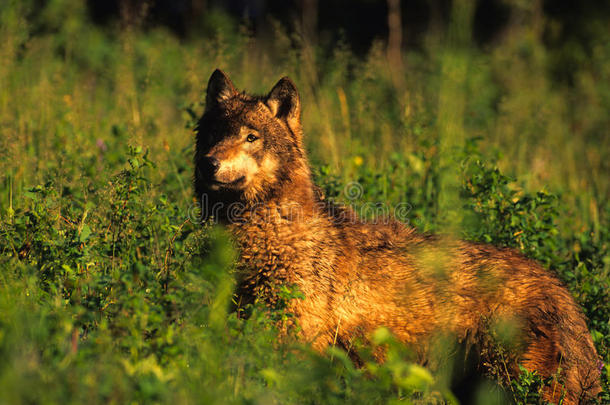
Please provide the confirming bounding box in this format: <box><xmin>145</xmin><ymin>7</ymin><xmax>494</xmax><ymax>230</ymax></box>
<box><xmin>274</xmin><ymin>161</ymin><xmax>317</xmax><ymax>212</ymax></box>
<box><xmin>226</xmin><ymin>159</ymin><xmax>321</xmax><ymax>231</ymax></box>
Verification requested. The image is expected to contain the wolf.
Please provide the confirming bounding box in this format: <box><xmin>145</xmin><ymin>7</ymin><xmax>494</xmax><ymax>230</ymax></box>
<box><xmin>194</xmin><ymin>69</ymin><xmax>601</xmax><ymax>403</ymax></box>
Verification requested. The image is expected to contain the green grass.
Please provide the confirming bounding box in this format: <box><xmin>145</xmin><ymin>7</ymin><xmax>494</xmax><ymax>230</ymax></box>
<box><xmin>0</xmin><ymin>0</ymin><xmax>608</xmax><ymax>403</ymax></box>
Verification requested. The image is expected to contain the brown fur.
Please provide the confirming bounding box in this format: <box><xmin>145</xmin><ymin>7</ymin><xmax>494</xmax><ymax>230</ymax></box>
<box><xmin>194</xmin><ymin>69</ymin><xmax>601</xmax><ymax>403</ymax></box>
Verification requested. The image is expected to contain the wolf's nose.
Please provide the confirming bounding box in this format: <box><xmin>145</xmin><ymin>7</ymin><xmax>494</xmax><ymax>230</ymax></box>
<box><xmin>202</xmin><ymin>156</ymin><xmax>220</xmax><ymax>175</ymax></box>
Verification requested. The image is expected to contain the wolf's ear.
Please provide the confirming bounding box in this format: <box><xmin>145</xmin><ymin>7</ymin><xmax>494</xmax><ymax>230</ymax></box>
<box><xmin>205</xmin><ymin>69</ymin><xmax>236</xmax><ymax>112</ymax></box>
<box><xmin>266</xmin><ymin>77</ymin><xmax>301</xmax><ymax>133</ymax></box>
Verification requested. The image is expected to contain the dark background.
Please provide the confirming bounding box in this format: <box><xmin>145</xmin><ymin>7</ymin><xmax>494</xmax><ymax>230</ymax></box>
<box><xmin>83</xmin><ymin>0</ymin><xmax>609</xmax><ymax>54</ymax></box>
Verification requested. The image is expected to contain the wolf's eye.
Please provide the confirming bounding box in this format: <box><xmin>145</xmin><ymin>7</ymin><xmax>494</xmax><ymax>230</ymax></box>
<box><xmin>246</xmin><ymin>134</ymin><xmax>259</xmax><ymax>143</ymax></box>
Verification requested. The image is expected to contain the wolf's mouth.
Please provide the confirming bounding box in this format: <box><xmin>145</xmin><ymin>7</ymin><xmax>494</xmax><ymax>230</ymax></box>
<box><xmin>210</xmin><ymin>176</ymin><xmax>246</xmax><ymax>188</ymax></box>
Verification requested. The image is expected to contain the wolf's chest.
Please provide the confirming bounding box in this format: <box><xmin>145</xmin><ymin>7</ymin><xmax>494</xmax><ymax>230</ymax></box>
<box><xmin>230</xmin><ymin>215</ymin><xmax>330</xmax><ymax>306</ymax></box>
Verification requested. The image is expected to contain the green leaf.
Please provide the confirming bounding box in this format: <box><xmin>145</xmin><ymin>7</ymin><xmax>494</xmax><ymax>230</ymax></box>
<box><xmin>79</xmin><ymin>224</ymin><xmax>92</xmax><ymax>242</ymax></box>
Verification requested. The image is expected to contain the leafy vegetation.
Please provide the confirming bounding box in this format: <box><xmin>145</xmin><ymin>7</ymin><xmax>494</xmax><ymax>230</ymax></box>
<box><xmin>0</xmin><ymin>0</ymin><xmax>608</xmax><ymax>403</ymax></box>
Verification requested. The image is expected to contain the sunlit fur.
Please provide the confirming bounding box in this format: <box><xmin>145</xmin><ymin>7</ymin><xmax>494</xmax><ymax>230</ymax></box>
<box><xmin>194</xmin><ymin>70</ymin><xmax>601</xmax><ymax>403</ymax></box>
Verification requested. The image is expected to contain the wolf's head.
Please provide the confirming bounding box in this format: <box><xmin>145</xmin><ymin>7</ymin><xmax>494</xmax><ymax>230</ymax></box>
<box><xmin>195</xmin><ymin>69</ymin><xmax>310</xmax><ymax>211</ymax></box>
